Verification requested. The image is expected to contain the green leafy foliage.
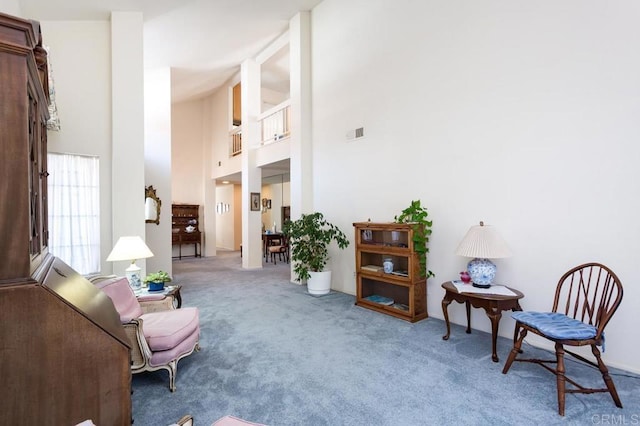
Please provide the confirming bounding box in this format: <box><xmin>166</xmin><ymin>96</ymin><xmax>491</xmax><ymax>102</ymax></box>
<box><xmin>282</xmin><ymin>212</ymin><xmax>350</xmax><ymax>282</ymax></box>
<box><xmin>143</xmin><ymin>270</ymin><xmax>172</xmax><ymax>283</ymax></box>
<box><xmin>394</xmin><ymin>200</ymin><xmax>434</xmax><ymax>279</ymax></box>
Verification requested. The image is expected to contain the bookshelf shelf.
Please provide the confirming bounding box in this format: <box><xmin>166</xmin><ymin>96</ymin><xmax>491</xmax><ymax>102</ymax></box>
<box><xmin>353</xmin><ymin>222</ymin><xmax>428</xmax><ymax>322</ymax></box>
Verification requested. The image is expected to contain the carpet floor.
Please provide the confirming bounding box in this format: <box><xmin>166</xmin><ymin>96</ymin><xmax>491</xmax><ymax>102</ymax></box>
<box><xmin>131</xmin><ymin>252</ymin><xmax>640</xmax><ymax>426</ymax></box>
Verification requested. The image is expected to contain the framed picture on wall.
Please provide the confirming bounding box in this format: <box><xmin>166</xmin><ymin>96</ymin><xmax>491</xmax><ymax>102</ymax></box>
<box><xmin>250</xmin><ymin>192</ymin><xmax>260</xmax><ymax>211</ymax></box>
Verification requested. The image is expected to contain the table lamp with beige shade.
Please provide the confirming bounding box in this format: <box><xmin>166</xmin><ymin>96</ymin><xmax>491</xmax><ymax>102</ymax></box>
<box><xmin>455</xmin><ymin>221</ymin><xmax>512</xmax><ymax>288</ymax></box>
<box><xmin>106</xmin><ymin>236</ymin><xmax>154</xmax><ymax>290</ymax></box>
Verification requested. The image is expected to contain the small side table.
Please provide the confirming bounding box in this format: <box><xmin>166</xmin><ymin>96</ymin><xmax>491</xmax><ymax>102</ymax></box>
<box><xmin>135</xmin><ymin>285</ymin><xmax>182</xmax><ymax>310</ymax></box>
<box><xmin>441</xmin><ymin>281</ymin><xmax>524</xmax><ymax>362</ymax></box>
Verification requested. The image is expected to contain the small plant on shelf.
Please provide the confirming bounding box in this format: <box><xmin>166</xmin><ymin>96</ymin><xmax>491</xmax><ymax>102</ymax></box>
<box><xmin>143</xmin><ymin>270</ymin><xmax>172</xmax><ymax>291</ymax></box>
<box><xmin>394</xmin><ymin>200</ymin><xmax>434</xmax><ymax>279</ymax></box>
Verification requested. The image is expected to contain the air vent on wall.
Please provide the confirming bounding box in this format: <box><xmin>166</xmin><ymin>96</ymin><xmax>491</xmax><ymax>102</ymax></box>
<box><xmin>346</xmin><ymin>127</ymin><xmax>365</xmax><ymax>141</ymax></box>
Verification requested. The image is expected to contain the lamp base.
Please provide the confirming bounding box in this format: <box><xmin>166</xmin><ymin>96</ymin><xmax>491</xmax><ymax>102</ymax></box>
<box><xmin>467</xmin><ymin>258</ymin><xmax>496</xmax><ymax>287</ymax></box>
<box><xmin>125</xmin><ymin>262</ymin><xmax>142</xmax><ymax>290</ymax></box>
<box><xmin>472</xmin><ymin>282</ymin><xmax>492</xmax><ymax>289</ymax></box>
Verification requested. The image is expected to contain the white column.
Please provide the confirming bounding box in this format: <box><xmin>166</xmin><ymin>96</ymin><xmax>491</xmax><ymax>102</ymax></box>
<box><xmin>202</xmin><ymin>96</ymin><xmax>217</xmax><ymax>258</ymax></box>
<box><xmin>111</xmin><ymin>12</ymin><xmax>147</xmax><ymax>277</ymax></box>
<box><xmin>289</xmin><ymin>12</ymin><xmax>312</xmax><ymax>282</ymax></box>
<box><xmin>289</xmin><ymin>12</ymin><xmax>313</xmax><ymax>220</ymax></box>
<box><xmin>241</xmin><ymin>58</ymin><xmax>263</xmax><ymax>269</ymax></box>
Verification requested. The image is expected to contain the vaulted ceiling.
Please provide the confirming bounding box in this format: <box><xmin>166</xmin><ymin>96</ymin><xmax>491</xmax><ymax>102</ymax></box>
<box><xmin>19</xmin><ymin>0</ymin><xmax>322</xmax><ymax>102</ymax></box>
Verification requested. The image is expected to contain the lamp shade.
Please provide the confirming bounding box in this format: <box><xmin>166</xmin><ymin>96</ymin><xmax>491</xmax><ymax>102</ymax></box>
<box><xmin>106</xmin><ymin>236</ymin><xmax>154</xmax><ymax>262</ymax></box>
<box><xmin>454</xmin><ymin>221</ymin><xmax>512</xmax><ymax>259</ymax></box>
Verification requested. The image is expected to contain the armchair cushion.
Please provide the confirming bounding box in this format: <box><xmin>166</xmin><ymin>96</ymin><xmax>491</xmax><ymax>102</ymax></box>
<box><xmin>95</xmin><ymin>277</ymin><xmax>143</xmax><ymax>322</ymax></box>
<box><xmin>141</xmin><ymin>307</ymin><xmax>200</xmax><ymax>351</ymax></box>
<box><xmin>149</xmin><ymin>326</ymin><xmax>200</xmax><ymax>368</ymax></box>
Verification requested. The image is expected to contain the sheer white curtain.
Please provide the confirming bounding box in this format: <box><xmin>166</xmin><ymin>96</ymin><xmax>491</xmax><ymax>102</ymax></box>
<box><xmin>47</xmin><ymin>152</ymin><xmax>100</xmax><ymax>274</ymax></box>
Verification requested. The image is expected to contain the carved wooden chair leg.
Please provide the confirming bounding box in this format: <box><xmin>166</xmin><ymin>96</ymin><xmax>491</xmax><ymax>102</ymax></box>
<box><xmin>555</xmin><ymin>342</ymin><xmax>566</xmax><ymax>416</ymax></box>
<box><xmin>502</xmin><ymin>326</ymin><xmax>527</xmax><ymax>374</ymax></box>
<box><xmin>592</xmin><ymin>344</ymin><xmax>623</xmax><ymax>408</ymax></box>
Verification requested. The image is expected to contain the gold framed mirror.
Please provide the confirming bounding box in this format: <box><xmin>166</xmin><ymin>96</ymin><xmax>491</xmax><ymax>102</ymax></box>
<box><xmin>145</xmin><ymin>185</ymin><xmax>161</xmax><ymax>225</ymax></box>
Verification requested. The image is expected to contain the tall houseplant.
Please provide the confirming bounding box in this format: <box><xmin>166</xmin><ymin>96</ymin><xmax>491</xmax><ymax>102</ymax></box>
<box><xmin>394</xmin><ymin>200</ymin><xmax>434</xmax><ymax>279</ymax></box>
<box><xmin>282</xmin><ymin>212</ymin><xmax>350</xmax><ymax>295</ymax></box>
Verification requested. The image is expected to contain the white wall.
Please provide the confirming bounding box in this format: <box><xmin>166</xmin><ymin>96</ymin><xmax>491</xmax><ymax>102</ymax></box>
<box><xmin>171</xmin><ymin>99</ymin><xmax>206</xmax><ymax>258</ymax></box>
<box><xmin>261</xmin><ymin>180</ymin><xmax>290</xmax><ymax>232</ymax></box>
<box><xmin>39</xmin><ymin>15</ymin><xmax>147</xmax><ymax>278</ymax></box>
<box><xmin>172</xmin><ymin>100</ymin><xmax>205</xmax><ymax>203</ymax></box>
<box><xmin>42</xmin><ymin>20</ymin><xmax>114</xmax><ymax>274</ymax></box>
<box><xmin>311</xmin><ymin>0</ymin><xmax>640</xmax><ymax>372</ymax></box>
<box><xmin>233</xmin><ymin>184</ymin><xmax>242</xmax><ymax>249</ymax></box>
<box><xmin>215</xmin><ymin>184</ymin><xmax>235</xmax><ymax>250</ymax></box>
<box><xmin>203</xmin><ymin>79</ymin><xmax>238</xmax><ymax>255</ymax></box>
<box><xmin>173</xmin><ymin>76</ymin><xmax>239</xmax><ymax>256</ymax></box>
<box><xmin>260</xmin><ymin>185</ymin><xmax>274</xmax><ymax>230</ymax></box>
<box><xmin>0</xmin><ymin>0</ymin><xmax>20</xmax><ymax>16</ymax></box>
<box><xmin>261</xmin><ymin>87</ymin><xmax>289</xmax><ymax>111</ymax></box>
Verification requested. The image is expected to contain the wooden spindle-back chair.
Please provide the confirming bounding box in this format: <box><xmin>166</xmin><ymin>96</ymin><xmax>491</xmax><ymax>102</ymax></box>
<box><xmin>502</xmin><ymin>262</ymin><xmax>623</xmax><ymax>415</ymax></box>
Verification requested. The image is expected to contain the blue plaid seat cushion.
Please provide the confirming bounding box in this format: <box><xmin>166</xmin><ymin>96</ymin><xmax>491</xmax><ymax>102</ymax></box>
<box><xmin>512</xmin><ymin>311</ymin><xmax>598</xmax><ymax>340</ymax></box>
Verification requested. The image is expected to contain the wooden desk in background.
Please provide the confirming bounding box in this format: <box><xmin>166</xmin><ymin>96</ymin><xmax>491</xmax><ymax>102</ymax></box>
<box><xmin>172</xmin><ymin>231</ymin><xmax>201</xmax><ymax>259</ymax></box>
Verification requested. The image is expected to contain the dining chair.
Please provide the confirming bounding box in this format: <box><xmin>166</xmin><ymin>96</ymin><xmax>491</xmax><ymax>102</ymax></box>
<box><xmin>262</xmin><ymin>233</ymin><xmax>282</xmax><ymax>263</ymax></box>
<box><xmin>268</xmin><ymin>235</ymin><xmax>289</xmax><ymax>264</ymax></box>
<box><xmin>502</xmin><ymin>262</ymin><xmax>623</xmax><ymax>415</ymax></box>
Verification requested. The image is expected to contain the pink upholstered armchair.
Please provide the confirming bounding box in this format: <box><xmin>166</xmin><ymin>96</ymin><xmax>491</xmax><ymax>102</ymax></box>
<box><xmin>93</xmin><ymin>276</ymin><xmax>200</xmax><ymax>392</ymax></box>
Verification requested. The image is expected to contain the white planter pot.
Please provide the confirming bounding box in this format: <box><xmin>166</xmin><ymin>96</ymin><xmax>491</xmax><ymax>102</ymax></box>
<box><xmin>307</xmin><ymin>270</ymin><xmax>332</xmax><ymax>295</ymax></box>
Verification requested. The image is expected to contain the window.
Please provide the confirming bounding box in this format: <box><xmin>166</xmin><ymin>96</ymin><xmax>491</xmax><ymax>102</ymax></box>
<box><xmin>47</xmin><ymin>152</ymin><xmax>100</xmax><ymax>274</ymax></box>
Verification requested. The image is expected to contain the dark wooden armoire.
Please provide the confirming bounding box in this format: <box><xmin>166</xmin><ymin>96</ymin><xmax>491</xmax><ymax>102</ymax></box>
<box><xmin>0</xmin><ymin>12</ymin><xmax>133</xmax><ymax>425</ymax></box>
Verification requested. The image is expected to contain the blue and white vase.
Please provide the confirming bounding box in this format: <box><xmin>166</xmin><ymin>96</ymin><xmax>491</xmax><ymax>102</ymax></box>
<box><xmin>383</xmin><ymin>257</ymin><xmax>394</xmax><ymax>273</ymax></box>
<box><xmin>467</xmin><ymin>258</ymin><xmax>496</xmax><ymax>288</ymax></box>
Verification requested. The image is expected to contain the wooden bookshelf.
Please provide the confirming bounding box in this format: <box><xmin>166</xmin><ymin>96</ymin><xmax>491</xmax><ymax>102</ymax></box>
<box><xmin>353</xmin><ymin>222</ymin><xmax>428</xmax><ymax>322</ymax></box>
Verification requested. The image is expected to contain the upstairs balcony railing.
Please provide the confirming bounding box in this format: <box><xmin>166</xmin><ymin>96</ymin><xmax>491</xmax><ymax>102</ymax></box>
<box><xmin>229</xmin><ymin>127</ymin><xmax>242</xmax><ymax>157</ymax></box>
<box><xmin>259</xmin><ymin>99</ymin><xmax>290</xmax><ymax>145</ymax></box>
<box><xmin>228</xmin><ymin>99</ymin><xmax>290</xmax><ymax>157</ymax></box>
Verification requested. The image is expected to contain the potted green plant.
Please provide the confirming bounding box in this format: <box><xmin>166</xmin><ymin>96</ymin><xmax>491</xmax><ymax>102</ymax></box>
<box><xmin>282</xmin><ymin>212</ymin><xmax>350</xmax><ymax>295</ymax></box>
<box><xmin>394</xmin><ymin>200</ymin><xmax>435</xmax><ymax>279</ymax></box>
<box><xmin>143</xmin><ymin>270</ymin><xmax>172</xmax><ymax>292</ymax></box>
